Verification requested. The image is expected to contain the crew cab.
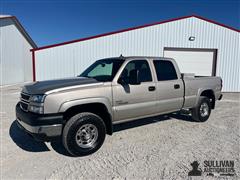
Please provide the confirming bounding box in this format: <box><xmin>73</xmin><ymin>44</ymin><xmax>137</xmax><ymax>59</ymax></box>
<box><xmin>16</xmin><ymin>56</ymin><xmax>223</xmax><ymax>156</ymax></box>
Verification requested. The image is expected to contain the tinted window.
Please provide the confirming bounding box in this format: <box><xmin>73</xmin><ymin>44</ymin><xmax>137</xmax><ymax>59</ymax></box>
<box><xmin>88</xmin><ymin>63</ymin><xmax>113</xmax><ymax>77</ymax></box>
<box><xmin>153</xmin><ymin>60</ymin><xmax>178</xmax><ymax>81</ymax></box>
<box><xmin>120</xmin><ymin>60</ymin><xmax>152</xmax><ymax>83</ymax></box>
<box><xmin>80</xmin><ymin>59</ymin><xmax>124</xmax><ymax>82</ymax></box>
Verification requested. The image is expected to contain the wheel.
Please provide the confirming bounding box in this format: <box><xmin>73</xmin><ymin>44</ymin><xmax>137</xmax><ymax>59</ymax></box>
<box><xmin>191</xmin><ymin>96</ymin><xmax>211</xmax><ymax>122</ymax></box>
<box><xmin>63</xmin><ymin>112</ymin><xmax>106</xmax><ymax>156</ymax></box>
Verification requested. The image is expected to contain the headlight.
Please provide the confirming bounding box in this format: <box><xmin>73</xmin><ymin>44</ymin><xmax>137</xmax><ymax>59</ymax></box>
<box><xmin>28</xmin><ymin>105</ymin><xmax>44</xmax><ymax>114</ymax></box>
<box><xmin>28</xmin><ymin>94</ymin><xmax>45</xmax><ymax>114</ymax></box>
<box><xmin>29</xmin><ymin>95</ymin><xmax>46</xmax><ymax>103</ymax></box>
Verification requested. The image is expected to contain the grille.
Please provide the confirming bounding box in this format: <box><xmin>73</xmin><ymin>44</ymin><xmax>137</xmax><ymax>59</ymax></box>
<box><xmin>20</xmin><ymin>101</ymin><xmax>28</xmax><ymax>111</ymax></box>
<box><xmin>21</xmin><ymin>92</ymin><xmax>30</xmax><ymax>101</ymax></box>
<box><xmin>20</xmin><ymin>92</ymin><xmax>30</xmax><ymax>111</ymax></box>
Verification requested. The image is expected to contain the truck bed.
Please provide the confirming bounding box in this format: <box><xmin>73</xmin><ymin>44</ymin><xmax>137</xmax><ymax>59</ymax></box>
<box><xmin>182</xmin><ymin>75</ymin><xmax>222</xmax><ymax>109</ymax></box>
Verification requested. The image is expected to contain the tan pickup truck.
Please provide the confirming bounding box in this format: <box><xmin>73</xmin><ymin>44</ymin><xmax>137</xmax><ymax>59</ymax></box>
<box><xmin>16</xmin><ymin>56</ymin><xmax>223</xmax><ymax>156</ymax></box>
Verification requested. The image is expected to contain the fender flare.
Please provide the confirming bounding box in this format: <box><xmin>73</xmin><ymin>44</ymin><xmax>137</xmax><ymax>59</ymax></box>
<box><xmin>194</xmin><ymin>88</ymin><xmax>215</xmax><ymax>107</ymax></box>
<box><xmin>59</xmin><ymin>97</ymin><xmax>113</xmax><ymax>118</ymax></box>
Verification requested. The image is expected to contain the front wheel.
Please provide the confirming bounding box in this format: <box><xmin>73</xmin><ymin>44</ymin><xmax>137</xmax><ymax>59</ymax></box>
<box><xmin>191</xmin><ymin>96</ymin><xmax>211</xmax><ymax>122</ymax></box>
<box><xmin>62</xmin><ymin>112</ymin><xmax>106</xmax><ymax>156</ymax></box>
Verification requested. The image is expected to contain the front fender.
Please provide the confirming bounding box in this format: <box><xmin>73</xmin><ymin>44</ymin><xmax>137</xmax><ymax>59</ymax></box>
<box><xmin>58</xmin><ymin>97</ymin><xmax>113</xmax><ymax>117</ymax></box>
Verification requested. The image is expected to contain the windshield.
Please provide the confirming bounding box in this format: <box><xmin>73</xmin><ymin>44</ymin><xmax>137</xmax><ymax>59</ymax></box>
<box><xmin>79</xmin><ymin>59</ymin><xmax>124</xmax><ymax>82</ymax></box>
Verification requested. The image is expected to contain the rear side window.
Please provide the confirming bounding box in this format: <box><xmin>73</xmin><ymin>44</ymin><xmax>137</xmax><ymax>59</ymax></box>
<box><xmin>153</xmin><ymin>60</ymin><xmax>178</xmax><ymax>81</ymax></box>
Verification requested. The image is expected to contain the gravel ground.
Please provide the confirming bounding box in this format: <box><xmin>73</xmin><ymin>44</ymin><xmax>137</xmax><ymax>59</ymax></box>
<box><xmin>1</xmin><ymin>84</ymin><xmax>240</xmax><ymax>180</ymax></box>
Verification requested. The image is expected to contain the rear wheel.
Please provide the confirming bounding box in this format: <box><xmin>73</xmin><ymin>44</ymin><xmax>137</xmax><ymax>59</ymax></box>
<box><xmin>191</xmin><ymin>96</ymin><xmax>211</xmax><ymax>122</ymax></box>
<box><xmin>63</xmin><ymin>112</ymin><xmax>106</xmax><ymax>156</ymax></box>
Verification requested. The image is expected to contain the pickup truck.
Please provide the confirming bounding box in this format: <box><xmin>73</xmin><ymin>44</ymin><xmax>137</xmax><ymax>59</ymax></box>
<box><xmin>16</xmin><ymin>56</ymin><xmax>223</xmax><ymax>156</ymax></box>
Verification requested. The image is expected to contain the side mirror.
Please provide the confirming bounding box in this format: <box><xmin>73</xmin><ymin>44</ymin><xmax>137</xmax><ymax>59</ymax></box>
<box><xmin>117</xmin><ymin>77</ymin><xmax>126</xmax><ymax>85</ymax></box>
<box><xmin>129</xmin><ymin>69</ymin><xmax>140</xmax><ymax>85</ymax></box>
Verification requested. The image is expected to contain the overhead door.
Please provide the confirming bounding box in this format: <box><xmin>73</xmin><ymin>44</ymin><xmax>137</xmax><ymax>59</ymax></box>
<box><xmin>164</xmin><ymin>48</ymin><xmax>217</xmax><ymax>76</ymax></box>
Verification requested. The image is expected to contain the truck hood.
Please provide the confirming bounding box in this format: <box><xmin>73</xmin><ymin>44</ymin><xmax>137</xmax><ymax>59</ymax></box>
<box><xmin>22</xmin><ymin>77</ymin><xmax>100</xmax><ymax>94</ymax></box>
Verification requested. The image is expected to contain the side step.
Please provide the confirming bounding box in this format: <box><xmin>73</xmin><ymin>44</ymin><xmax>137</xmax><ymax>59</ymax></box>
<box><xmin>180</xmin><ymin>109</ymin><xmax>191</xmax><ymax>115</ymax></box>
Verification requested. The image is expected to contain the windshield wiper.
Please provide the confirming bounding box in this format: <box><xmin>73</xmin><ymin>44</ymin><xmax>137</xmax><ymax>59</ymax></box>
<box><xmin>79</xmin><ymin>75</ymin><xmax>99</xmax><ymax>81</ymax></box>
<box><xmin>78</xmin><ymin>75</ymin><xmax>89</xmax><ymax>78</ymax></box>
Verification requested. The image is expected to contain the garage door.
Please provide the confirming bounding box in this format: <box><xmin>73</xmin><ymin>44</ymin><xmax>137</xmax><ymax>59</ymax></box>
<box><xmin>164</xmin><ymin>48</ymin><xmax>216</xmax><ymax>76</ymax></box>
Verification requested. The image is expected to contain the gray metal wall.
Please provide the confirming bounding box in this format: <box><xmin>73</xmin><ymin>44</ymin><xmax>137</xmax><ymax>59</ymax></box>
<box><xmin>0</xmin><ymin>18</ymin><xmax>33</xmax><ymax>86</ymax></box>
<box><xmin>34</xmin><ymin>17</ymin><xmax>240</xmax><ymax>92</ymax></box>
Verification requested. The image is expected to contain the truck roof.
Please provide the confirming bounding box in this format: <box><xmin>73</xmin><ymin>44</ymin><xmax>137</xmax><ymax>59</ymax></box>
<box><xmin>104</xmin><ymin>56</ymin><xmax>174</xmax><ymax>61</ymax></box>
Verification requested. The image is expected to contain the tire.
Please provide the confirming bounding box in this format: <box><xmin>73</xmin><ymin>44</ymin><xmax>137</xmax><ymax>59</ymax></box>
<box><xmin>62</xmin><ymin>112</ymin><xmax>106</xmax><ymax>156</ymax></box>
<box><xmin>191</xmin><ymin>96</ymin><xmax>211</xmax><ymax>122</ymax></box>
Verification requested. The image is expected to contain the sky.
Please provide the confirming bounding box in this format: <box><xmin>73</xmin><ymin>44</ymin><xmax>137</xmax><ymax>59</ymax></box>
<box><xmin>1</xmin><ymin>0</ymin><xmax>239</xmax><ymax>47</ymax></box>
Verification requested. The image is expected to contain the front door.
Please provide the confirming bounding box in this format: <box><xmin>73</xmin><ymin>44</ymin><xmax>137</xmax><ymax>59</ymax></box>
<box><xmin>112</xmin><ymin>60</ymin><xmax>157</xmax><ymax>122</ymax></box>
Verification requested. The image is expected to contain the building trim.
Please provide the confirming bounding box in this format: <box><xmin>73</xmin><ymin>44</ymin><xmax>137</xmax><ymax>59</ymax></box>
<box><xmin>30</xmin><ymin>15</ymin><xmax>239</xmax><ymax>52</ymax></box>
<box><xmin>32</xmin><ymin>51</ymin><xmax>36</xmax><ymax>81</ymax></box>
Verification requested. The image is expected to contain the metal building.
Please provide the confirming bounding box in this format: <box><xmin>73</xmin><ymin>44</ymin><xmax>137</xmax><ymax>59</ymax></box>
<box><xmin>31</xmin><ymin>15</ymin><xmax>239</xmax><ymax>92</ymax></box>
<box><xmin>0</xmin><ymin>15</ymin><xmax>37</xmax><ymax>86</ymax></box>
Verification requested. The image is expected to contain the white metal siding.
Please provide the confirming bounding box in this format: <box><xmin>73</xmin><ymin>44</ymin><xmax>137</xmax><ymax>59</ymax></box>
<box><xmin>0</xmin><ymin>18</ymin><xmax>33</xmax><ymax>85</ymax></box>
<box><xmin>34</xmin><ymin>17</ymin><xmax>240</xmax><ymax>92</ymax></box>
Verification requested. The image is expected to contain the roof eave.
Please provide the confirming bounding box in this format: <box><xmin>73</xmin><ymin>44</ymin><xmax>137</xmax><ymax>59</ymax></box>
<box><xmin>0</xmin><ymin>16</ymin><xmax>37</xmax><ymax>48</ymax></box>
<box><xmin>30</xmin><ymin>14</ymin><xmax>240</xmax><ymax>52</ymax></box>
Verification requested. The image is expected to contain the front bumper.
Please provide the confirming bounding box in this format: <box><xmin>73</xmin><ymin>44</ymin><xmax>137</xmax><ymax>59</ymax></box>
<box><xmin>16</xmin><ymin>103</ymin><xmax>63</xmax><ymax>141</ymax></box>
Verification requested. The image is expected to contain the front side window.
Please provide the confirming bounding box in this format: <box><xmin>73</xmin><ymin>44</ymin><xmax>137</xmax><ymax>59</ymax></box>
<box><xmin>80</xmin><ymin>59</ymin><xmax>124</xmax><ymax>82</ymax></box>
<box><xmin>119</xmin><ymin>60</ymin><xmax>152</xmax><ymax>83</ymax></box>
<box><xmin>153</xmin><ymin>60</ymin><xmax>178</xmax><ymax>81</ymax></box>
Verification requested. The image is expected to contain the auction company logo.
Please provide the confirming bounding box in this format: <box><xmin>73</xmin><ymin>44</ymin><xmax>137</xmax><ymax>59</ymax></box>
<box><xmin>188</xmin><ymin>160</ymin><xmax>235</xmax><ymax>177</ymax></box>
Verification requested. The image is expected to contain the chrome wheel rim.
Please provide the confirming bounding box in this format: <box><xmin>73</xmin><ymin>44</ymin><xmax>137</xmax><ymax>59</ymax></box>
<box><xmin>75</xmin><ymin>124</ymin><xmax>98</xmax><ymax>148</ymax></box>
<box><xmin>200</xmin><ymin>102</ymin><xmax>209</xmax><ymax>117</ymax></box>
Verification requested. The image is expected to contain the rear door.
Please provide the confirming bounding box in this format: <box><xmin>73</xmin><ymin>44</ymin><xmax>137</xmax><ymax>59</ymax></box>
<box><xmin>153</xmin><ymin>60</ymin><xmax>184</xmax><ymax>113</ymax></box>
<box><xmin>112</xmin><ymin>60</ymin><xmax>157</xmax><ymax>122</ymax></box>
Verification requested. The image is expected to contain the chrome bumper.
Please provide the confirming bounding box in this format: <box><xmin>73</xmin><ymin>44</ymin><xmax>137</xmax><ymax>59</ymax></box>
<box><xmin>17</xmin><ymin>118</ymin><xmax>62</xmax><ymax>137</ymax></box>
